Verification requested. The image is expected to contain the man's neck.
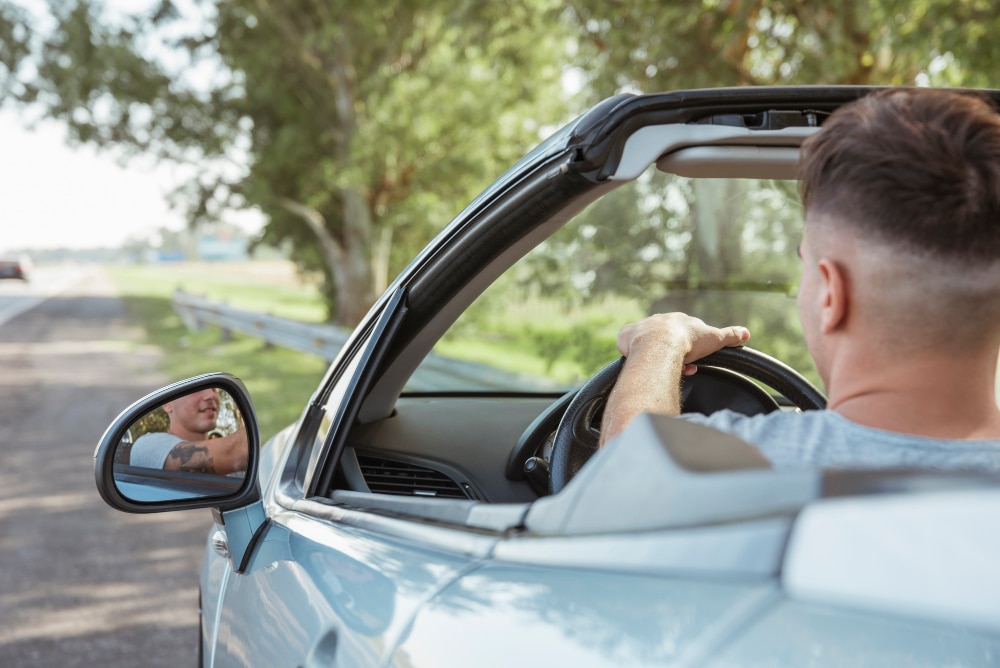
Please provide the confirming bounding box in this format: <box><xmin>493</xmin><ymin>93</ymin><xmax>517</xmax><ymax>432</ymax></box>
<box><xmin>825</xmin><ymin>349</ymin><xmax>1000</xmax><ymax>440</ymax></box>
<box><xmin>168</xmin><ymin>427</ymin><xmax>205</xmax><ymax>442</ymax></box>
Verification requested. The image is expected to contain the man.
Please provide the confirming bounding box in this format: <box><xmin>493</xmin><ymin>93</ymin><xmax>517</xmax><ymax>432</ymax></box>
<box><xmin>130</xmin><ymin>388</ymin><xmax>248</xmax><ymax>475</ymax></box>
<box><xmin>600</xmin><ymin>88</ymin><xmax>1000</xmax><ymax>470</ymax></box>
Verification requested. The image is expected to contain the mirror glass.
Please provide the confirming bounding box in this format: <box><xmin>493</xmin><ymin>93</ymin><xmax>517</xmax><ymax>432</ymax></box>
<box><xmin>113</xmin><ymin>386</ymin><xmax>249</xmax><ymax>503</ymax></box>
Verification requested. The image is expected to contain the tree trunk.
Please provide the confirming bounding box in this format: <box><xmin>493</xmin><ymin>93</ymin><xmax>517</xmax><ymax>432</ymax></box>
<box><xmin>336</xmin><ymin>187</ymin><xmax>376</xmax><ymax>325</ymax></box>
<box><xmin>279</xmin><ymin>197</ymin><xmax>375</xmax><ymax>326</ymax></box>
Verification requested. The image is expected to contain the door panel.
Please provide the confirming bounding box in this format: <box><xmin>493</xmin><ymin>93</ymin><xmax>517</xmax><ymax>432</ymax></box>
<box><xmin>393</xmin><ymin>561</ymin><xmax>774</xmax><ymax>667</ymax></box>
<box><xmin>209</xmin><ymin>510</ymin><xmax>483</xmax><ymax>667</ymax></box>
<box><xmin>200</xmin><ymin>527</ymin><xmax>233</xmax><ymax>666</ymax></box>
<box><xmin>707</xmin><ymin>600</ymin><xmax>1000</xmax><ymax>667</ymax></box>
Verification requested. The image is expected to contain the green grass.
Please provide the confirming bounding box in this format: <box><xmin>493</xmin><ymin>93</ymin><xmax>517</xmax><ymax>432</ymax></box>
<box><xmin>435</xmin><ymin>295</ymin><xmax>645</xmax><ymax>385</ymax></box>
<box><xmin>106</xmin><ymin>261</ymin><xmax>329</xmax><ymax>440</ymax></box>
<box><xmin>108</xmin><ymin>260</ymin><xmax>327</xmax><ymax>322</ymax></box>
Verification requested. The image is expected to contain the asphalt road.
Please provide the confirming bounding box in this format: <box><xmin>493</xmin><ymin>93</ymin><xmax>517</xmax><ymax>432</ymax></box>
<box><xmin>0</xmin><ymin>267</ymin><xmax>210</xmax><ymax>667</ymax></box>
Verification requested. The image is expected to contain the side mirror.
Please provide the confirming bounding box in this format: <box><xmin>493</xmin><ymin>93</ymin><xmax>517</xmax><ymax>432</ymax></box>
<box><xmin>94</xmin><ymin>373</ymin><xmax>261</xmax><ymax>513</ymax></box>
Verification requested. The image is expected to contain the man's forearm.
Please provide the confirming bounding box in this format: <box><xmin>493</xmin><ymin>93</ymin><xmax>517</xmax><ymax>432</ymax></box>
<box><xmin>164</xmin><ymin>429</ymin><xmax>247</xmax><ymax>474</ymax></box>
<box><xmin>599</xmin><ymin>345</ymin><xmax>685</xmax><ymax>447</ymax></box>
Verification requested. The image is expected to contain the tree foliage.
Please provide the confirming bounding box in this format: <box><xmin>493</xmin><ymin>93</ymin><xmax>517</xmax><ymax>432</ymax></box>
<box><xmin>4</xmin><ymin>0</ymin><xmax>1000</xmax><ymax>329</ymax></box>
<box><xmin>565</xmin><ymin>0</ymin><xmax>1000</xmax><ymax>97</ymax></box>
<box><xmin>2</xmin><ymin>0</ymin><xmax>571</xmax><ymax>324</ymax></box>
<box><xmin>516</xmin><ymin>0</ymin><xmax>1000</xmax><ymax>376</ymax></box>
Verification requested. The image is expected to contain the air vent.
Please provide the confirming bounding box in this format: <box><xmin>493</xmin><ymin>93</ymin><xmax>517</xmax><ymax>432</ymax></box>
<box><xmin>357</xmin><ymin>455</ymin><xmax>471</xmax><ymax>499</ymax></box>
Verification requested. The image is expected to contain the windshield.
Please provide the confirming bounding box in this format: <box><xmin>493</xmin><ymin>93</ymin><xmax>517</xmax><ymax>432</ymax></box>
<box><xmin>408</xmin><ymin>168</ymin><xmax>818</xmax><ymax>393</ymax></box>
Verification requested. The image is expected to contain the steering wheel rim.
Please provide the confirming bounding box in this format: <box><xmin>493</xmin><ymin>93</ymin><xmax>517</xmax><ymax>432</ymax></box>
<box><xmin>548</xmin><ymin>346</ymin><xmax>827</xmax><ymax>494</ymax></box>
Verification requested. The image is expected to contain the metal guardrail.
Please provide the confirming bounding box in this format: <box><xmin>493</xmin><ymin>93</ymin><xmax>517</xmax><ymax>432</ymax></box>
<box><xmin>173</xmin><ymin>289</ymin><xmax>352</xmax><ymax>362</ymax></box>
<box><xmin>171</xmin><ymin>289</ymin><xmax>568</xmax><ymax>392</ymax></box>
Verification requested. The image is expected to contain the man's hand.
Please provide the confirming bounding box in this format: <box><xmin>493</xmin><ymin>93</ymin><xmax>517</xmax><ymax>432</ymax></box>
<box><xmin>616</xmin><ymin>313</ymin><xmax>750</xmax><ymax>374</ymax></box>
<box><xmin>599</xmin><ymin>313</ymin><xmax>750</xmax><ymax>447</ymax></box>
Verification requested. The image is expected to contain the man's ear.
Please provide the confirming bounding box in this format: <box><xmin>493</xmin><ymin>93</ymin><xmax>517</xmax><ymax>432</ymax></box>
<box><xmin>817</xmin><ymin>258</ymin><xmax>848</xmax><ymax>334</ymax></box>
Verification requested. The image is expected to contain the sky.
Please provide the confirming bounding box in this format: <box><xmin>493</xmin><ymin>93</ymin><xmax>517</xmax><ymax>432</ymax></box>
<box><xmin>1</xmin><ymin>109</ymin><xmax>193</xmax><ymax>252</ymax></box>
<box><xmin>0</xmin><ymin>0</ymin><xmax>238</xmax><ymax>254</ymax></box>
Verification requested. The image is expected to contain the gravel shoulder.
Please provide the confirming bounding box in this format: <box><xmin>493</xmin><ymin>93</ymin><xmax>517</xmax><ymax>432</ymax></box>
<box><xmin>0</xmin><ymin>267</ymin><xmax>211</xmax><ymax>667</ymax></box>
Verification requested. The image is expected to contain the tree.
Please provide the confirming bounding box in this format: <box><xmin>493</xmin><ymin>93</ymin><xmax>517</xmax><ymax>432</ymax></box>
<box><xmin>8</xmin><ymin>0</ymin><xmax>1000</xmax><ymax>327</ymax></box>
<box><xmin>1</xmin><ymin>0</ymin><xmax>572</xmax><ymax>324</ymax></box>
<box><xmin>564</xmin><ymin>0</ymin><xmax>1000</xmax><ymax>96</ymax></box>
<box><xmin>561</xmin><ymin>0</ymin><xmax>1000</xmax><ymax>300</ymax></box>
<box><xmin>557</xmin><ymin>1</ymin><xmax>1000</xmax><ymax>303</ymax></box>
<box><xmin>0</xmin><ymin>2</ymin><xmax>31</xmax><ymax>102</ymax></box>
<box><xmin>544</xmin><ymin>0</ymin><xmax>1000</xmax><ymax>379</ymax></box>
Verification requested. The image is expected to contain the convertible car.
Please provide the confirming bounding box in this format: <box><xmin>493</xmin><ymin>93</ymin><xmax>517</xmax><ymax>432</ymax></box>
<box><xmin>95</xmin><ymin>87</ymin><xmax>1000</xmax><ymax>667</ymax></box>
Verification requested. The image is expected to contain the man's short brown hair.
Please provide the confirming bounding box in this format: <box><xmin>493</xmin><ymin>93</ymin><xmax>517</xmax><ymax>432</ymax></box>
<box><xmin>799</xmin><ymin>88</ymin><xmax>1000</xmax><ymax>264</ymax></box>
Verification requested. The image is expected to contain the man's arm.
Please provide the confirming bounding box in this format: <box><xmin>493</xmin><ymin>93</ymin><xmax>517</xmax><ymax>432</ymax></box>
<box><xmin>163</xmin><ymin>428</ymin><xmax>248</xmax><ymax>475</ymax></box>
<box><xmin>598</xmin><ymin>313</ymin><xmax>750</xmax><ymax>447</ymax></box>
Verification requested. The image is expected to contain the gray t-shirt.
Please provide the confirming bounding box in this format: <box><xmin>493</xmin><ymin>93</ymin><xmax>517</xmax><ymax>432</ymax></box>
<box><xmin>682</xmin><ymin>409</ymin><xmax>1000</xmax><ymax>471</ymax></box>
<box><xmin>129</xmin><ymin>431</ymin><xmax>183</xmax><ymax>469</ymax></box>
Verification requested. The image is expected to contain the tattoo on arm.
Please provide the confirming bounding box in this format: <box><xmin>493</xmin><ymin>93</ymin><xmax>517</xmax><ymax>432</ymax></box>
<box><xmin>167</xmin><ymin>442</ymin><xmax>217</xmax><ymax>474</ymax></box>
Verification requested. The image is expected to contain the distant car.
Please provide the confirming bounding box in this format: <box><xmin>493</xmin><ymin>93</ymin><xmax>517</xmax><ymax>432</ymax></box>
<box><xmin>94</xmin><ymin>87</ymin><xmax>1000</xmax><ymax>667</ymax></box>
<box><xmin>0</xmin><ymin>255</ymin><xmax>30</xmax><ymax>281</ymax></box>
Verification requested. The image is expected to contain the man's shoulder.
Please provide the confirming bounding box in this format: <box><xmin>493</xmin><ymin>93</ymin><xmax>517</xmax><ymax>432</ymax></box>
<box><xmin>681</xmin><ymin>409</ymin><xmax>1000</xmax><ymax>471</ymax></box>
<box><xmin>682</xmin><ymin>408</ymin><xmax>831</xmax><ymax>463</ymax></box>
<box><xmin>130</xmin><ymin>431</ymin><xmax>183</xmax><ymax>468</ymax></box>
<box><xmin>133</xmin><ymin>431</ymin><xmax>183</xmax><ymax>447</ymax></box>
<box><xmin>682</xmin><ymin>407</ymin><xmax>829</xmax><ymax>437</ymax></box>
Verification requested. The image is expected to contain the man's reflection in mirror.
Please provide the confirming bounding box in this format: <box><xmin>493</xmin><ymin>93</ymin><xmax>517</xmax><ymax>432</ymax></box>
<box><xmin>128</xmin><ymin>389</ymin><xmax>248</xmax><ymax>475</ymax></box>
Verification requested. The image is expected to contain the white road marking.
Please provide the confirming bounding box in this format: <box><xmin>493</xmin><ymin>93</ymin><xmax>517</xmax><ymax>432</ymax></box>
<box><xmin>0</xmin><ymin>265</ymin><xmax>93</xmax><ymax>328</ymax></box>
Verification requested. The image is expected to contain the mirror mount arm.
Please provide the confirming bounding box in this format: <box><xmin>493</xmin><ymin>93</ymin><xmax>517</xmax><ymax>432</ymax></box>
<box><xmin>215</xmin><ymin>501</ymin><xmax>268</xmax><ymax>573</ymax></box>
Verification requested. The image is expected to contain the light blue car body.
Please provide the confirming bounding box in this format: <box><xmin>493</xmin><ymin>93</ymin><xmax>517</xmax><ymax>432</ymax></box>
<box><xmin>196</xmin><ymin>412</ymin><xmax>1000</xmax><ymax>667</ymax></box>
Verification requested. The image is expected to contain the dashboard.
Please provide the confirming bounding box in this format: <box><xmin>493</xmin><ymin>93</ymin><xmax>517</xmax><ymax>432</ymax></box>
<box><xmin>341</xmin><ymin>368</ymin><xmax>784</xmax><ymax>503</ymax></box>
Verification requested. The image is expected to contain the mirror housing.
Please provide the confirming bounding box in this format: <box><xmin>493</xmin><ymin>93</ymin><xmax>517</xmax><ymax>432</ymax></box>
<box><xmin>94</xmin><ymin>373</ymin><xmax>261</xmax><ymax>514</ymax></box>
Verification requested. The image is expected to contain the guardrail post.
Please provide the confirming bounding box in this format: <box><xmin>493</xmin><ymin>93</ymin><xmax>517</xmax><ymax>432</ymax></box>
<box><xmin>174</xmin><ymin>288</ymin><xmax>203</xmax><ymax>332</ymax></box>
<box><xmin>219</xmin><ymin>302</ymin><xmax>233</xmax><ymax>342</ymax></box>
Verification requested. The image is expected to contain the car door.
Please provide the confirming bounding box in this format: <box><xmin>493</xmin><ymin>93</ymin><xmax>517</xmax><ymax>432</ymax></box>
<box><xmin>206</xmin><ymin>504</ymin><xmax>491</xmax><ymax>667</ymax></box>
<box><xmin>392</xmin><ymin>551</ymin><xmax>778</xmax><ymax>667</ymax></box>
<box><xmin>200</xmin><ymin>289</ymin><xmax>490</xmax><ymax>667</ymax></box>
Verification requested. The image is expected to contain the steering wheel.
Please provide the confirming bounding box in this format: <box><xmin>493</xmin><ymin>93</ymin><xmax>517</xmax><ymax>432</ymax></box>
<box><xmin>548</xmin><ymin>346</ymin><xmax>827</xmax><ymax>494</ymax></box>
